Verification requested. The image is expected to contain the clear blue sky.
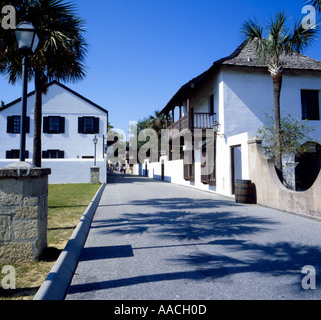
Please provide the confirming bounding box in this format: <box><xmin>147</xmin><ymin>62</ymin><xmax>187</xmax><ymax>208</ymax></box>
<box><xmin>1</xmin><ymin>0</ymin><xmax>321</xmax><ymax>135</ymax></box>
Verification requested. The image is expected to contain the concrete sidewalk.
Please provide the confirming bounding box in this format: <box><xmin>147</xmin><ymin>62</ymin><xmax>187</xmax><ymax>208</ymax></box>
<box><xmin>66</xmin><ymin>172</ymin><xmax>321</xmax><ymax>300</ymax></box>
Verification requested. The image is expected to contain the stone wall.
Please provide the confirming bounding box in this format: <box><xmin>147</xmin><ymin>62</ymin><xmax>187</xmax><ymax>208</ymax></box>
<box><xmin>90</xmin><ymin>167</ymin><xmax>100</xmax><ymax>184</ymax></box>
<box><xmin>0</xmin><ymin>163</ymin><xmax>51</xmax><ymax>263</ymax></box>
<box><xmin>248</xmin><ymin>138</ymin><xmax>321</xmax><ymax>219</ymax></box>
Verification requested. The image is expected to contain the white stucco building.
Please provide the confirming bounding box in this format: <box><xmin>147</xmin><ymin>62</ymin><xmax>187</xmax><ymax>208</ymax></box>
<box><xmin>153</xmin><ymin>40</ymin><xmax>321</xmax><ymax>196</ymax></box>
<box><xmin>0</xmin><ymin>81</ymin><xmax>109</xmax><ymax>184</ymax></box>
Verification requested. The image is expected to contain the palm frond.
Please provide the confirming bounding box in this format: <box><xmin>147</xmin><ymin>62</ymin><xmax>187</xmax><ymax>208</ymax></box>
<box><xmin>290</xmin><ymin>17</ymin><xmax>319</xmax><ymax>53</ymax></box>
<box><xmin>241</xmin><ymin>18</ymin><xmax>264</xmax><ymax>43</ymax></box>
<box><xmin>0</xmin><ymin>0</ymin><xmax>88</xmax><ymax>85</ymax></box>
<box><xmin>307</xmin><ymin>0</ymin><xmax>321</xmax><ymax>12</ymax></box>
<box><xmin>241</xmin><ymin>18</ymin><xmax>268</xmax><ymax>62</ymax></box>
<box><xmin>240</xmin><ymin>11</ymin><xmax>319</xmax><ymax>69</ymax></box>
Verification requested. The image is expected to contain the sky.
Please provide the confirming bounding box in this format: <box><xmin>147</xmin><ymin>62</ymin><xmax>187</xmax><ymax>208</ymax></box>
<box><xmin>1</xmin><ymin>0</ymin><xmax>321</xmax><ymax>136</ymax></box>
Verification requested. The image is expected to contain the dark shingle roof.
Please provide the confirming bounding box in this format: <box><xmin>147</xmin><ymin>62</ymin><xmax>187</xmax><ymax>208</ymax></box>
<box><xmin>161</xmin><ymin>40</ymin><xmax>321</xmax><ymax>113</ymax></box>
<box><xmin>0</xmin><ymin>80</ymin><xmax>108</xmax><ymax>114</ymax></box>
<box><xmin>220</xmin><ymin>40</ymin><xmax>321</xmax><ymax>70</ymax></box>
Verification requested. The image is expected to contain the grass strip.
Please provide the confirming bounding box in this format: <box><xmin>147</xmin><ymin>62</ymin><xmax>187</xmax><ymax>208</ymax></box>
<box><xmin>0</xmin><ymin>183</ymin><xmax>101</xmax><ymax>300</ymax></box>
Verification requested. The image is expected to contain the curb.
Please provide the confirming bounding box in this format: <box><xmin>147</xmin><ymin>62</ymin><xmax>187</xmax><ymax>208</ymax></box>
<box><xmin>33</xmin><ymin>183</ymin><xmax>106</xmax><ymax>301</ymax></box>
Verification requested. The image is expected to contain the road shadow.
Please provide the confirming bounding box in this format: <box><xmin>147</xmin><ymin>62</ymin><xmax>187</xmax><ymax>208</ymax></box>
<box><xmin>92</xmin><ymin>197</ymin><xmax>273</xmax><ymax>241</ymax></box>
<box><xmin>68</xmin><ymin>179</ymin><xmax>321</xmax><ymax>298</ymax></box>
<box><xmin>80</xmin><ymin>245</ymin><xmax>134</xmax><ymax>261</ymax></box>
<box><xmin>68</xmin><ymin>238</ymin><xmax>321</xmax><ymax>297</ymax></box>
<box><xmin>107</xmin><ymin>171</ymin><xmax>157</xmax><ymax>184</ymax></box>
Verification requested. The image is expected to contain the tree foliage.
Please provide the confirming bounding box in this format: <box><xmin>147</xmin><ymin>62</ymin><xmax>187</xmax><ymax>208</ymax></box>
<box><xmin>241</xmin><ymin>11</ymin><xmax>319</xmax><ymax>178</ymax></box>
<box><xmin>258</xmin><ymin>111</ymin><xmax>315</xmax><ymax>160</ymax></box>
<box><xmin>0</xmin><ymin>0</ymin><xmax>88</xmax><ymax>167</ymax></box>
<box><xmin>130</xmin><ymin>110</ymin><xmax>167</xmax><ymax>163</ymax></box>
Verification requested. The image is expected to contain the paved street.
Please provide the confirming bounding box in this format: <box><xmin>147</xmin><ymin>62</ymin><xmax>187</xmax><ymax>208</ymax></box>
<box><xmin>66</xmin><ymin>172</ymin><xmax>321</xmax><ymax>300</ymax></box>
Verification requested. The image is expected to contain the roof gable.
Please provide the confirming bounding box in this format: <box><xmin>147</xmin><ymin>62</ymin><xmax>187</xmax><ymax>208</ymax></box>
<box><xmin>162</xmin><ymin>40</ymin><xmax>321</xmax><ymax>113</ymax></box>
<box><xmin>0</xmin><ymin>80</ymin><xmax>108</xmax><ymax>114</ymax></box>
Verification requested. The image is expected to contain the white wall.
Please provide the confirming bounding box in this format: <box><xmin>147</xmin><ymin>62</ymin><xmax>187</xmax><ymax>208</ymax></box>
<box><xmin>221</xmin><ymin>69</ymin><xmax>321</xmax><ymax>140</ymax></box>
<box><xmin>189</xmin><ymin>68</ymin><xmax>321</xmax><ymax>196</ymax></box>
<box><xmin>0</xmin><ymin>159</ymin><xmax>107</xmax><ymax>184</ymax></box>
<box><xmin>135</xmin><ymin>155</ymin><xmax>220</xmax><ymax>195</ymax></box>
<box><xmin>0</xmin><ymin>83</ymin><xmax>108</xmax><ymax>160</ymax></box>
<box><xmin>137</xmin><ymin>68</ymin><xmax>321</xmax><ymax>198</ymax></box>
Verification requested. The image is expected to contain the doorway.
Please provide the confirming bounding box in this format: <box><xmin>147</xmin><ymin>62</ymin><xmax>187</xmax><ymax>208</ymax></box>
<box><xmin>295</xmin><ymin>142</ymin><xmax>321</xmax><ymax>191</ymax></box>
<box><xmin>231</xmin><ymin>145</ymin><xmax>242</xmax><ymax>194</ymax></box>
<box><xmin>161</xmin><ymin>160</ymin><xmax>165</xmax><ymax>181</ymax></box>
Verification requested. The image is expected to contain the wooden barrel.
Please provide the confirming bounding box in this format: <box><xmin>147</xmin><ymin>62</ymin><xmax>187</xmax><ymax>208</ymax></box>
<box><xmin>235</xmin><ymin>179</ymin><xmax>252</xmax><ymax>204</ymax></box>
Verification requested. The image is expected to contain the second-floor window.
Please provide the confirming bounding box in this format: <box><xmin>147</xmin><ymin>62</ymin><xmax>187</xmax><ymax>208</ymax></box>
<box><xmin>7</xmin><ymin>116</ymin><xmax>30</xmax><ymax>134</ymax></box>
<box><xmin>301</xmin><ymin>90</ymin><xmax>320</xmax><ymax>120</ymax></box>
<box><xmin>209</xmin><ymin>94</ymin><xmax>214</xmax><ymax>114</ymax></box>
<box><xmin>43</xmin><ymin>116</ymin><xmax>65</xmax><ymax>134</ymax></box>
<box><xmin>78</xmin><ymin>117</ymin><xmax>100</xmax><ymax>134</ymax></box>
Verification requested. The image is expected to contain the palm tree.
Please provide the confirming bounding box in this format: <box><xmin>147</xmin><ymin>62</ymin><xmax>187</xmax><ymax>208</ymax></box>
<box><xmin>241</xmin><ymin>12</ymin><xmax>318</xmax><ymax>178</ymax></box>
<box><xmin>147</xmin><ymin>110</ymin><xmax>167</xmax><ymax>133</ymax></box>
<box><xmin>309</xmin><ymin>0</ymin><xmax>321</xmax><ymax>12</ymax></box>
<box><xmin>0</xmin><ymin>0</ymin><xmax>87</xmax><ymax>167</ymax></box>
<box><xmin>147</xmin><ymin>110</ymin><xmax>167</xmax><ymax>160</ymax></box>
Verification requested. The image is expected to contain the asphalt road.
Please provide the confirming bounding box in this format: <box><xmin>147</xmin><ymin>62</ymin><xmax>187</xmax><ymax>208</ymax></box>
<box><xmin>66</xmin><ymin>172</ymin><xmax>321</xmax><ymax>300</ymax></box>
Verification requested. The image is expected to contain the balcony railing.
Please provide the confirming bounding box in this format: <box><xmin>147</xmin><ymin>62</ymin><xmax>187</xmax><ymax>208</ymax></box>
<box><xmin>193</xmin><ymin>113</ymin><xmax>216</xmax><ymax>129</ymax></box>
<box><xmin>167</xmin><ymin>114</ymin><xmax>189</xmax><ymax>132</ymax></box>
<box><xmin>167</xmin><ymin>113</ymin><xmax>216</xmax><ymax>131</ymax></box>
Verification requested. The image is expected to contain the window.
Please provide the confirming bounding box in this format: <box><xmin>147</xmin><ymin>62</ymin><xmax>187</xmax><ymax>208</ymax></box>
<box><xmin>200</xmin><ymin>137</ymin><xmax>216</xmax><ymax>186</ymax></box>
<box><xmin>6</xmin><ymin>149</ymin><xmax>29</xmax><ymax>159</ymax></box>
<box><xmin>301</xmin><ymin>90</ymin><xmax>320</xmax><ymax>120</ymax></box>
<box><xmin>78</xmin><ymin>117</ymin><xmax>99</xmax><ymax>134</ymax></box>
<box><xmin>209</xmin><ymin>94</ymin><xmax>214</xmax><ymax>114</ymax></box>
<box><xmin>43</xmin><ymin>116</ymin><xmax>65</xmax><ymax>134</ymax></box>
<box><xmin>84</xmin><ymin>117</ymin><xmax>94</xmax><ymax>134</ymax></box>
<box><xmin>7</xmin><ymin>116</ymin><xmax>30</xmax><ymax>134</ymax></box>
<box><xmin>42</xmin><ymin>150</ymin><xmax>65</xmax><ymax>159</ymax></box>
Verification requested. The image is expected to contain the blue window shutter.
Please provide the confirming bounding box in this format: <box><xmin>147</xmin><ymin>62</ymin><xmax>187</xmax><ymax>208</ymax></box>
<box><xmin>43</xmin><ymin>117</ymin><xmax>49</xmax><ymax>133</ymax></box>
<box><xmin>58</xmin><ymin>150</ymin><xmax>65</xmax><ymax>159</ymax></box>
<box><xmin>78</xmin><ymin>117</ymin><xmax>84</xmax><ymax>134</ymax></box>
<box><xmin>59</xmin><ymin>117</ymin><xmax>65</xmax><ymax>134</ymax></box>
<box><xmin>7</xmin><ymin>116</ymin><xmax>14</xmax><ymax>133</ymax></box>
<box><xmin>94</xmin><ymin>117</ymin><xmax>100</xmax><ymax>134</ymax></box>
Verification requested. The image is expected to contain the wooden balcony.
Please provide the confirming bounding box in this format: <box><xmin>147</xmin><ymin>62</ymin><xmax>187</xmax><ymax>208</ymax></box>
<box><xmin>193</xmin><ymin>113</ymin><xmax>216</xmax><ymax>130</ymax></box>
<box><xmin>201</xmin><ymin>164</ymin><xmax>216</xmax><ymax>186</ymax></box>
<box><xmin>184</xmin><ymin>164</ymin><xmax>194</xmax><ymax>182</ymax></box>
<box><xmin>167</xmin><ymin>114</ymin><xmax>189</xmax><ymax>132</ymax></box>
<box><xmin>167</xmin><ymin>113</ymin><xmax>216</xmax><ymax>131</ymax></box>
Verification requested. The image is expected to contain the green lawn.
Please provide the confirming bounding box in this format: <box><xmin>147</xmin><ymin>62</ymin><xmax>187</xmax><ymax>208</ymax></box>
<box><xmin>47</xmin><ymin>184</ymin><xmax>101</xmax><ymax>249</ymax></box>
<box><xmin>0</xmin><ymin>183</ymin><xmax>101</xmax><ymax>300</ymax></box>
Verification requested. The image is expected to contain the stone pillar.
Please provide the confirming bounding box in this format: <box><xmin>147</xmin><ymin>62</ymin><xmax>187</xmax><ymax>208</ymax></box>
<box><xmin>91</xmin><ymin>167</ymin><xmax>100</xmax><ymax>184</ymax></box>
<box><xmin>0</xmin><ymin>162</ymin><xmax>51</xmax><ymax>263</ymax></box>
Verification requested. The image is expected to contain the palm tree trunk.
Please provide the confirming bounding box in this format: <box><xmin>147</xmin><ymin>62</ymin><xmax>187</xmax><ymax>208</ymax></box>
<box><xmin>33</xmin><ymin>71</ymin><xmax>42</xmax><ymax>168</ymax></box>
<box><xmin>272</xmin><ymin>72</ymin><xmax>283</xmax><ymax>180</ymax></box>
